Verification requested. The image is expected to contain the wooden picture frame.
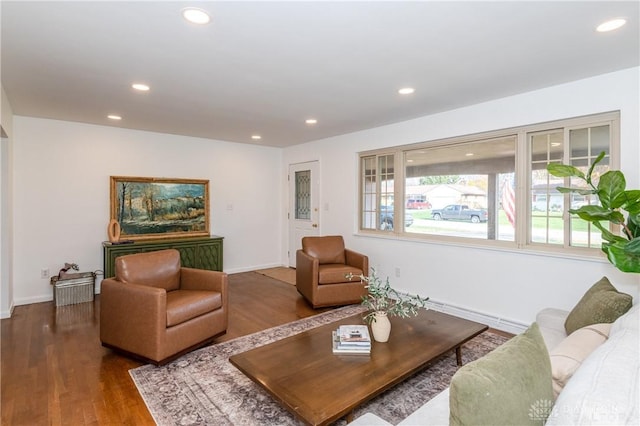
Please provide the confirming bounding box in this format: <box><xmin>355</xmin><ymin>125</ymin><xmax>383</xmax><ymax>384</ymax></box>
<box><xmin>110</xmin><ymin>176</ymin><xmax>210</xmax><ymax>241</ymax></box>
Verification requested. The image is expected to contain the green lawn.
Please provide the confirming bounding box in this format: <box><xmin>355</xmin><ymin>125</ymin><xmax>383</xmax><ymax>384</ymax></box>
<box><xmin>410</xmin><ymin>209</ymin><xmax>594</xmax><ymax>232</ymax></box>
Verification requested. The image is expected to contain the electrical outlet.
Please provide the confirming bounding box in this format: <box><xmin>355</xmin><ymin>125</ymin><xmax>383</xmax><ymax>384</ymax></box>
<box><xmin>395</xmin><ymin>267</ymin><xmax>401</xmax><ymax>278</ymax></box>
<box><xmin>40</xmin><ymin>268</ymin><xmax>49</xmax><ymax>279</ymax></box>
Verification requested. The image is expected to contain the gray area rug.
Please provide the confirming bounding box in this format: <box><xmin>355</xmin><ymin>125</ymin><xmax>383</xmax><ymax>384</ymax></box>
<box><xmin>130</xmin><ymin>305</ymin><xmax>509</xmax><ymax>425</ymax></box>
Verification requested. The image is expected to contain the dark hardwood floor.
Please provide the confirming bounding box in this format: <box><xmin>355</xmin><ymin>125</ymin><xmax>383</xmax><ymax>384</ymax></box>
<box><xmin>1</xmin><ymin>272</ymin><xmax>330</xmax><ymax>426</ymax></box>
<box><xmin>2</xmin><ymin>271</ymin><xmax>512</xmax><ymax>426</ymax></box>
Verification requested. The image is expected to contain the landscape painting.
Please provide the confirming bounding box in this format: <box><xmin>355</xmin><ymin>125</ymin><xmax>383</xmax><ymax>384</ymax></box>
<box><xmin>110</xmin><ymin>176</ymin><xmax>210</xmax><ymax>240</ymax></box>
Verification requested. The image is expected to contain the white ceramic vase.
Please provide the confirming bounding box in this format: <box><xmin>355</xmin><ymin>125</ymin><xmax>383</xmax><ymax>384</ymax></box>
<box><xmin>370</xmin><ymin>311</ymin><xmax>391</xmax><ymax>342</ymax></box>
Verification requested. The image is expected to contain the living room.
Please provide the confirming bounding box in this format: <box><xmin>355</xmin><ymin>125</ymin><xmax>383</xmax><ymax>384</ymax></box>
<box><xmin>1</xmin><ymin>1</ymin><xmax>639</xmax><ymax>424</ymax></box>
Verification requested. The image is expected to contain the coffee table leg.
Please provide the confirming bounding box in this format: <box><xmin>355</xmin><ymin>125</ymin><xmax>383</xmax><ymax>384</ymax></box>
<box><xmin>346</xmin><ymin>411</ymin><xmax>354</xmax><ymax>423</ymax></box>
<box><xmin>456</xmin><ymin>346</ymin><xmax>462</xmax><ymax>366</ymax></box>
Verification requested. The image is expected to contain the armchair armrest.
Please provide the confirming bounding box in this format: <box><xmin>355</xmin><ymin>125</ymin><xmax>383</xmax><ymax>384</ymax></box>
<box><xmin>180</xmin><ymin>268</ymin><xmax>228</xmax><ymax>314</ymax></box>
<box><xmin>296</xmin><ymin>249</ymin><xmax>319</xmax><ymax>299</ymax></box>
<box><xmin>100</xmin><ymin>278</ymin><xmax>166</xmax><ymax>355</ymax></box>
<box><xmin>180</xmin><ymin>267</ymin><xmax>227</xmax><ymax>293</ymax></box>
<box><xmin>345</xmin><ymin>249</ymin><xmax>369</xmax><ymax>276</ymax></box>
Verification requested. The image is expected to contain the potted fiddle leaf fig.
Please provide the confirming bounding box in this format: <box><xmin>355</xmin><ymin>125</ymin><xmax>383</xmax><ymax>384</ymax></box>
<box><xmin>547</xmin><ymin>151</ymin><xmax>640</xmax><ymax>273</ymax></box>
<box><xmin>347</xmin><ymin>268</ymin><xmax>429</xmax><ymax>342</ymax></box>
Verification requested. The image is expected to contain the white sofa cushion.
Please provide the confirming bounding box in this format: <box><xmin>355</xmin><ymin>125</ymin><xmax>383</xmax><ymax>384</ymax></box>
<box><xmin>546</xmin><ymin>304</ymin><xmax>639</xmax><ymax>425</ymax></box>
<box><xmin>536</xmin><ymin>307</ymin><xmax>570</xmax><ymax>351</ymax></box>
<box><xmin>349</xmin><ymin>412</ymin><xmax>393</xmax><ymax>426</ymax></box>
<box><xmin>400</xmin><ymin>388</ymin><xmax>450</xmax><ymax>426</ymax></box>
<box><xmin>549</xmin><ymin>323</ymin><xmax>611</xmax><ymax>398</ymax></box>
<box><xmin>349</xmin><ymin>388</ymin><xmax>450</xmax><ymax>426</ymax></box>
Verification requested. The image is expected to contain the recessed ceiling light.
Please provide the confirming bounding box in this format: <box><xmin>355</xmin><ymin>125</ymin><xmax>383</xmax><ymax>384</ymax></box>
<box><xmin>596</xmin><ymin>18</ymin><xmax>626</xmax><ymax>32</ymax></box>
<box><xmin>465</xmin><ymin>153</ymin><xmax>474</xmax><ymax>157</ymax></box>
<box><xmin>182</xmin><ymin>8</ymin><xmax>211</xmax><ymax>25</ymax></box>
<box><xmin>132</xmin><ymin>83</ymin><xmax>150</xmax><ymax>92</ymax></box>
<box><xmin>251</xmin><ymin>135</ymin><xmax>262</xmax><ymax>140</ymax></box>
<box><xmin>305</xmin><ymin>119</ymin><xmax>318</xmax><ymax>125</ymax></box>
<box><xmin>551</xmin><ymin>142</ymin><xmax>561</xmax><ymax>147</ymax></box>
<box><xmin>398</xmin><ymin>87</ymin><xmax>415</xmax><ymax>95</ymax></box>
<box><xmin>107</xmin><ymin>115</ymin><xmax>122</xmax><ymax>120</ymax></box>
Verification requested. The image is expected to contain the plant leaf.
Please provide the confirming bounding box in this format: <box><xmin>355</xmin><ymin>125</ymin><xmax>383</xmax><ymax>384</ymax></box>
<box><xmin>568</xmin><ymin>205</ymin><xmax>625</xmax><ymax>224</ymax></box>
<box><xmin>625</xmin><ymin>237</ymin><xmax>640</xmax><ymax>255</ymax></box>
<box><xmin>622</xmin><ymin>190</ymin><xmax>640</xmax><ymax>214</ymax></box>
<box><xmin>547</xmin><ymin>164</ymin><xmax>586</xmax><ymax>179</ymax></box>
<box><xmin>603</xmin><ymin>241</ymin><xmax>640</xmax><ymax>273</ymax></box>
<box><xmin>585</xmin><ymin>151</ymin><xmax>606</xmax><ymax>185</ymax></box>
<box><xmin>597</xmin><ymin>171</ymin><xmax>626</xmax><ymax>209</ymax></box>
<box><xmin>594</xmin><ymin>223</ymin><xmax>628</xmax><ymax>243</ymax></box>
<box><xmin>556</xmin><ymin>186</ymin><xmax>597</xmax><ymax>195</ymax></box>
<box><xmin>628</xmin><ymin>214</ymin><xmax>640</xmax><ymax>239</ymax></box>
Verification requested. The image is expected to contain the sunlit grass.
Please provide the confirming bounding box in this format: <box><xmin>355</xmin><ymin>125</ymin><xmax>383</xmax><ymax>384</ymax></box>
<box><xmin>409</xmin><ymin>209</ymin><xmax>593</xmax><ymax>232</ymax></box>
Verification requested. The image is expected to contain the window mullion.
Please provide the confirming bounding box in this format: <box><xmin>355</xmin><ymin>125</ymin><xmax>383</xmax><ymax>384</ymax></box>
<box><xmin>516</xmin><ymin>131</ymin><xmax>528</xmax><ymax>248</ymax></box>
<box><xmin>562</xmin><ymin>127</ymin><xmax>572</xmax><ymax>248</ymax></box>
<box><xmin>394</xmin><ymin>151</ymin><xmax>404</xmax><ymax>233</ymax></box>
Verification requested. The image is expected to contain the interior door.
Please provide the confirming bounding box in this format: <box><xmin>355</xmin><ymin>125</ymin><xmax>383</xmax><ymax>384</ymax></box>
<box><xmin>288</xmin><ymin>161</ymin><xmax>319</xmax><ymax>267</ymax></box>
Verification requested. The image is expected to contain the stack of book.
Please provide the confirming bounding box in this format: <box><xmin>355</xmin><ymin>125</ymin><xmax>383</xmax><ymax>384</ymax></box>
<box><xmin>332</xmin><ymin>324</ymin><xmax>371</xmax><ymax>355</ymax></box>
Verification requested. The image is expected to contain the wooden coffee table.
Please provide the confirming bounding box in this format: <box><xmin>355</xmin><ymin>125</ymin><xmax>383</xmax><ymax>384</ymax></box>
<box><xmin>229</xmin><ymin>309</ymin><xmax>488</xmax><ymax>425</ymax></box>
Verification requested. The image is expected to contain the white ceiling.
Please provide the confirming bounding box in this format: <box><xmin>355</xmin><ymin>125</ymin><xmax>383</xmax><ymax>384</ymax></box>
<box><xmin>1</xmin><ymin>1</ymin><xmax>638</xmax><ymax>148</ymax></box>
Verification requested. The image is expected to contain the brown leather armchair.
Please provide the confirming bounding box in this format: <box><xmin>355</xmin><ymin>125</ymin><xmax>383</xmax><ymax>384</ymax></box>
<box><xmin>296</xmin><ymin>235</ymin><xmax>369</xmax><ymax>308</ymax></box>
<box><xmin>100</xmin><ymin>249</ymin><xmax>228</xmax><ymax>365</ymax></box>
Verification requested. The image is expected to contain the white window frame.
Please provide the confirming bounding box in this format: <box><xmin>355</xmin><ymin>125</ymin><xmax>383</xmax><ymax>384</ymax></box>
<box><xmin>360</xmin><ymin>153</ymin><xmax>402</xmax><ymax>232</ymax></box>
<box><xmin>357</xmin><ymin>111</ymin><xmax>620</xmax><ymax>257</ymax></box>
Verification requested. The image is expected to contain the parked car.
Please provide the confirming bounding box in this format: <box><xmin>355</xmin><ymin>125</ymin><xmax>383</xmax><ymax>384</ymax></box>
<box><xmin>431</xmin><ymin>204</ymin><xmax>488</xmax><ymax>223</ymax></box>
<box><xmin>406</xmin><ymin>198</ymin><xmax>432</xmax><ymax>209</ymax></box>
<box><xmin>379</xmin><ymin>205</ymin><xmax>413</xmax><ymax>230</ymax></box>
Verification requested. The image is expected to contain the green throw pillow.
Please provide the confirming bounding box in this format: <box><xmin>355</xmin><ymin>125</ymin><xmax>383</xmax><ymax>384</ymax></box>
<box><xmin>449</xmin><ymin>323</ymin><xmax>554</xmax><ymax>426</ymax></box>
<box><xmin>564</xmin><ymin>276</ymin><xmax>633</xmax><ymax>335</ymax></box>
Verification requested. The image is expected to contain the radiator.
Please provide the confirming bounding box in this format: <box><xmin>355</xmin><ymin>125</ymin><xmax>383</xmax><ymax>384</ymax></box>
<box><xmin>50</xmin><ymin>272</ymin><xmax>96</xmax><ymax>307</ymax></box>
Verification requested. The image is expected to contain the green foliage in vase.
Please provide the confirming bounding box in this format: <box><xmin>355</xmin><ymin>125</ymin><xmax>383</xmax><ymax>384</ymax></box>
<box><xmin>547</xmin><ymin>151</ymin><xmax>640</xmax><ymax>273</ymax></box>
<box><xmin>347</xmin><ymin>268</ymin><xmax>429</xmax><ymax>324</ymax></box>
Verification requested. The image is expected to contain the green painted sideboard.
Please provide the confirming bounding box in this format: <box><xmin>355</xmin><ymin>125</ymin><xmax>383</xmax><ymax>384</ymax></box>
<box><xmin>102</xmin><ymin>236</ymin><xmax>223</xmax><ymax>278</ymax></box>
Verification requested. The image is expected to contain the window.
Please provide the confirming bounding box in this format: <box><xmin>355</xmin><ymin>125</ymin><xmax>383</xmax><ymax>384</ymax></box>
<box><xmin>294</xmin><ymin>170</ymin><xmax>311</xmax><ymax>220</ymax></box>
<box><xmin>361</xmin><ymin>154</ymin><xmax>399</xmax><ymax>231</ymax></box>
<box><xmin>530</xmin><ymin>123</ymin><xmax>612</xmax><ymax>249</ymax></box>
<box><xmin>403</xmin><ymin>136</ymin><xmax>516</xmax><ymax>241</ymax></box>
<box><xmin>358</xmin><ymin>112</ymin><xmax>620</xmax><ymax>255</ymax></box>
<box><xmin>530</xmin><ymin>130</ymin><xmax>564</xmax><ymax>244</ymax></box>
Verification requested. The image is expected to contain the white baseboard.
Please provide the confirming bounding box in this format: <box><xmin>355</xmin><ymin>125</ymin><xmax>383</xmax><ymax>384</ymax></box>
<box><xmin>225</xmin><ymin>263</ymin><xmax>288</xmax><ymax>274</ymax></box>
<box><xmin>12</xmin><ymin>265</ymin><xmax>289</xmax><ymax>303</ymax></box>
<box><xmin>13</xmin><ymin>294</ymin><xmax>53</xmax><ymax>307</ymax></box>
<box><xmin>0</xmin><ymin>303</ymin><xmax>14</xmax><ymax>319</ymax></box>
<box><xmin>7</xmin><ymin>273</ymin><xmax>528</xmax><ymax>334</ymax></box>
<box><xmin>426</xmin><ymin>299</ymin><xmax>527</xmax><ymax>335</ymax></box>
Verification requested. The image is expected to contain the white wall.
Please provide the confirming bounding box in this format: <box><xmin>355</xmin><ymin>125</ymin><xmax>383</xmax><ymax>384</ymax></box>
<box><xmin>283</xmin><ymin>67</ymin><xmax>640</xmax><ymax>329</ymax></box>
<box><xmin>8</xmin><ymin>67</ymin><xmax>640</xmax><ymax>325</ymax></box>
<box><xmin>12</xmin><ymin>117</ymin><xmax>283</xmax><ymax>305</ymax></box>
<box><xmin>1</xmin><ymin>86</ymin><xmax>15</xmax><ymax>318</ymax></box>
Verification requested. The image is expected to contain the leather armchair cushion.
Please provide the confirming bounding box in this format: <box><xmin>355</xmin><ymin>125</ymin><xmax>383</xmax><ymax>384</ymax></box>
<box><xmin>319</xmin><ymin>264</ymin><xmax>364</xmax><ymax>285</ymax></box>
<box><xmin>116</xmin><ymin>249</ymin><xmax>181</xmax><ymax>291</ymax></box>
<box><xmin>302</xmin><ymin>235</ymin><xmax>346</xmax><ymax>265</ymax></box>
<box><xmin>166</xmin><ymin>290</ymin><xmax>222</xmax><ymax>327</ymax></box>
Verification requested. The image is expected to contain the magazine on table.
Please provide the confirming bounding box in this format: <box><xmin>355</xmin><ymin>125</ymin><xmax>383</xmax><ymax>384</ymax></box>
<box><xmin>336</xmin><ymin>325</ymin><xmax>371</xmax><ymax>346</ymax></box>
<box><xmin>332</xmin><ymin>331</ymin><xmax>371</xmax><ymax>355</ymax></box>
